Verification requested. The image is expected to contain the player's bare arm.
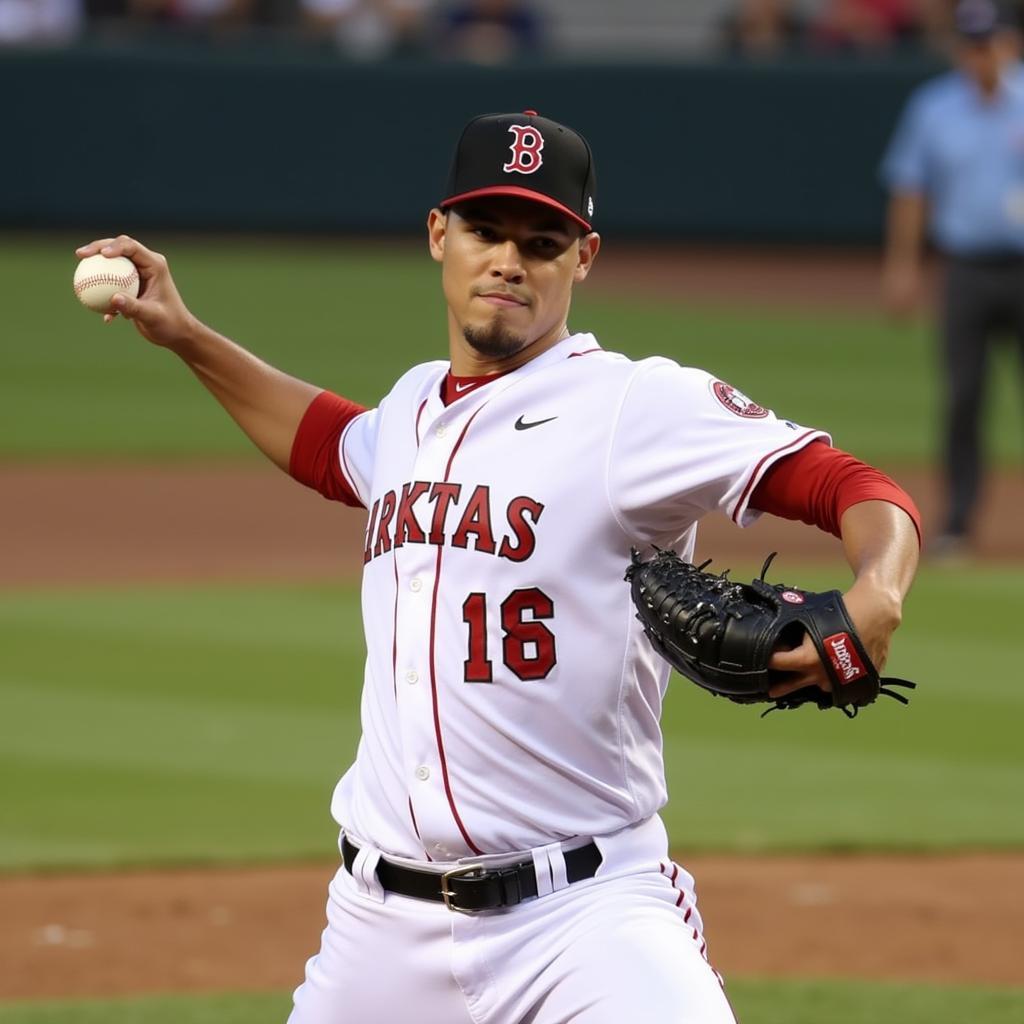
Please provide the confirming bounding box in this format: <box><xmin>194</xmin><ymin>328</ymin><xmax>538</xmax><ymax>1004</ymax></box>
<box><xmin>767</xmin><ymin>500</ymin><xmax>919</xmax><ymax>698</ymax></box>
<box><xmin>75</xmin><ymin>235</ymin><xmax>321</xmax><ymax>472</ymax></box>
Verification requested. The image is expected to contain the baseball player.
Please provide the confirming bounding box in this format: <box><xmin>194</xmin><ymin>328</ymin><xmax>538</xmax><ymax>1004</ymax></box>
<box><xmin>76</xmin><ymin>111</ymin><xmax>921</xmax><ymax>1023</ymax></box>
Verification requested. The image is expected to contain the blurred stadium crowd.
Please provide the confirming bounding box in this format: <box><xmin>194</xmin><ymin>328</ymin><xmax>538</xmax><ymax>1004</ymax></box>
<box><xmin>1</xmin><ymin>0</ymin><xmax>1016</xmax><ymax>60</ymax></box>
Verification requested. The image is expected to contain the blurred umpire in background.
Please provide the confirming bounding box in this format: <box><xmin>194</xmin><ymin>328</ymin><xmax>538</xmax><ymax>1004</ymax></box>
<box><xmin>882</xmin><ymin>0</ymin><xmax>1024</xmax><ymax>556</ymax></box>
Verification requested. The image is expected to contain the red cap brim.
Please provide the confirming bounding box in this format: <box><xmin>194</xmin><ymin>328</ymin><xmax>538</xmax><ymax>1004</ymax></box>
<box><xmin>441</xmin><ymin>186</ymin><xmax>592</xmax><ymax>232</ymax></box>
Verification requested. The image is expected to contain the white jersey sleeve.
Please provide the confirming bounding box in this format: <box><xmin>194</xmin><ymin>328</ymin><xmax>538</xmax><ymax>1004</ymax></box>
<box><xmin>608</xmin><ymin>359</ymin><xmax>829</xmax><ymax>541</ymax></box>
<box><xmin>337</xmin><ymin>404</ymin><xmax>383</xmax><ymax>509</ymax></box>
<box><xmin>336</xmin><ymin>360</ymin><xmax>448</xmax><ymax>509</ymax></box>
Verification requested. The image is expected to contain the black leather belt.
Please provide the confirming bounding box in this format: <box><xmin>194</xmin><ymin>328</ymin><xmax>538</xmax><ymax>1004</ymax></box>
<box><xmin>342</xmin><ymin>835</ymin><xmax>602</xmax><ymax>913</ymax></box>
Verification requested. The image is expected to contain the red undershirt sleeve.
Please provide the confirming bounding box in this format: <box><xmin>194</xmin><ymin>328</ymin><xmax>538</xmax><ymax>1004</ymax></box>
<box><xmin>750</xmin><ymin>440</ymin><xmax>922</xmax><ymax>546</ymax></box>
<box><xmin>288</xmin><ymin>390</ymin><xmax>368</xmax><ymax>507</ymax></box>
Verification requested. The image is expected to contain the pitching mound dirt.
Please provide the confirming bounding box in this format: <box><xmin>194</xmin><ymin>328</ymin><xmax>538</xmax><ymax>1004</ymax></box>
<box><xmin>2</xmin><ymin>854</ymin><xmax>1022</xmax><ymax>1000</ymax></box>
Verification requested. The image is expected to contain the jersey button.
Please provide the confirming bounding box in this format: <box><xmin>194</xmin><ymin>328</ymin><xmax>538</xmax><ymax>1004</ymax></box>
<box><xmin>405</xmin><ymin>670</ymin><xmax>419</xmax><ymax>685</ymax></box>
<box><xmin>435</xmin><ymin>425</ymin><xmax>447</xmax><ymax>438</ymax></box>
<box><xmin>415</xmin><ymin>765</ymin><xmax>430</xmax><ymax>781</ymax></box>
<box><xmin>409</xmin><ymin>577</ymin><xmax>423</xmax><ymax>593</ymax></box>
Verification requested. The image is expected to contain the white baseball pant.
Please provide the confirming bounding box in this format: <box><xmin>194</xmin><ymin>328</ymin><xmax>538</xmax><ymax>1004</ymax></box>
<box><xmin>288</xmin><ymin>816</ymin><xmax>738</xmax><ymax>1024</ymax></box>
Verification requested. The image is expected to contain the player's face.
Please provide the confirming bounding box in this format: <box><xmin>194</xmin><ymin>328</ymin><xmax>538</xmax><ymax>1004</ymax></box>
<box><xmin>428</xmin><ymin>197</ymin><xmax>600</xmax><ymax>366</ymax></box>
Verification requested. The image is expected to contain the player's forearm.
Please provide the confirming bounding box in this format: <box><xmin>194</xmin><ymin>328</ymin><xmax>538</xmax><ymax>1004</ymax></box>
<box><xmin>73</xmin><ymin>236</ymin><xmax>323</xmax><ymax>471</ymax></box>
<box><xmin>884</xmin><ymin>192</ymin><xmax>928</xmax><ymax>269</ymax></box>
<box><xmin>172</xmin><ymin>319</ymin><xmax>322</xmax><ymax>472</ymax></box>
<box><xmin>839</xmin><ymin>500</ymin><xmax>920</xmax><ymax>614</ymax></box>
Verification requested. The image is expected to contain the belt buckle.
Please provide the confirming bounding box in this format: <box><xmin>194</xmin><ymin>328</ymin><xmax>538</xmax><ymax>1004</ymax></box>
<box><xmin>440</xmin><ymin>863</ymin><xmax>485</xmax><ymax>913</ymax></box>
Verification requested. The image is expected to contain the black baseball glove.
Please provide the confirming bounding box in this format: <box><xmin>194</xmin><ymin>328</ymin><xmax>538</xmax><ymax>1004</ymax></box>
<box><xmin>624</xmin><ymin>548</ymin><xmax>915</xmax><ymax>717</ymax></box>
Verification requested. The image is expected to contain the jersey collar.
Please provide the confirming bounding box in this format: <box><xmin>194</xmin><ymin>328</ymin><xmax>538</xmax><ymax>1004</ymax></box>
<box><xmin>424</xmin><ymin>333</ymin><xmax>601</xmax><ymax>423</ymax></box>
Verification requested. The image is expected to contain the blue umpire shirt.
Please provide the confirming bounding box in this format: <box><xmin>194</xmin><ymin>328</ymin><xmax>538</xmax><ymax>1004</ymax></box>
<box><xmin>881</xmin><ymin>62</ymin><xmax>1024</xmax><ymax>256</ymax></box>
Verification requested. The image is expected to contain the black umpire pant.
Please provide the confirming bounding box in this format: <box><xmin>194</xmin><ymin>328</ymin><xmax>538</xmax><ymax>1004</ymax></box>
<box><xmin>940</xmin><ymin>254</ymin><xmax>1024</xmax><ymax>537</ymax></box>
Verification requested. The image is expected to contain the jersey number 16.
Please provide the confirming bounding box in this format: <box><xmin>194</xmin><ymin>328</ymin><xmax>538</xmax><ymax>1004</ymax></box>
<box><xmin>461</xmin><ymin>588</ymin><xmax>556</xmax><ymax>683</ymax></box>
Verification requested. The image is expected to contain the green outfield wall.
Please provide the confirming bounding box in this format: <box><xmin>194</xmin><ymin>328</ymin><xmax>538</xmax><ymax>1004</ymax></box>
<box><xmin>3</xmin><ymin>42</ymin><xmax>941</xmax><ymax>239</ymax></box>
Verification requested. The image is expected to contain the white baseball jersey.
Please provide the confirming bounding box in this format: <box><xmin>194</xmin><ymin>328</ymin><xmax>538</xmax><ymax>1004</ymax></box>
<box><xmin>331</xmin><ymin>332</ymin><xmax>827</xmax><ymax>861</ymax></box>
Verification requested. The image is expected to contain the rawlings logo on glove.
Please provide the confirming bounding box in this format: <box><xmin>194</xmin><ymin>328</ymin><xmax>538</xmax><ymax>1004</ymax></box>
<box><xmin>624</xmin><ymin>548</ymin><xmax>916</xmax><ymax>717</ymax></box>
<box><xmin>825</xmin><ymin>632</ymin><xmax>866</xmax><ymax>683</ymax></box>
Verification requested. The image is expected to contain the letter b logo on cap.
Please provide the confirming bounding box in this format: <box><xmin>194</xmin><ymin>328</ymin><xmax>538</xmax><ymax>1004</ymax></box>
<box><xmin>503</xmin><ymin>125</ymin><xmax>545</xmax><ymax>175</ymax></box>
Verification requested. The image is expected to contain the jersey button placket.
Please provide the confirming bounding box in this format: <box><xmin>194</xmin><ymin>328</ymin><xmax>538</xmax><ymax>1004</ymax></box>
<box><xmin>401</xmin><ymin>397</ymin><xmax>474</xmax><ymax>851</ymax></box>
<box><xmin>391</xmin><ymin>542</ymin><xmax>439</xmax><ymax>838</ymax></box>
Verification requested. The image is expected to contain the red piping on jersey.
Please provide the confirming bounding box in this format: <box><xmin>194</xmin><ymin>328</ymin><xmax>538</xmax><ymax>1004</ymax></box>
<box><xmin>426</xmin><ymin>406</ymin><xmax>486</xmax><ymax>856</ymax></box>
<box><xmin>408</xmin><ymin>797</ymin><xmax>432</xmax><ymax>861</ymax></box>
<box><xmin>731</xmin><ymin>430</ymin><xmax>822</xmax><ymax>524</ymax></box>
<box><xmin>568</xmin><ymin>347</ymin><xmax>602</xmax><ymax>357</ymax></box>
<box><xmin>391</xmin><ymin>556</ymin><xmax>399</xmax><ymax>702</ymax></box>
<box><xmin>415</xmin><ymin>398</ymin><xmax>428</xmax><ymax>447</ymax></box>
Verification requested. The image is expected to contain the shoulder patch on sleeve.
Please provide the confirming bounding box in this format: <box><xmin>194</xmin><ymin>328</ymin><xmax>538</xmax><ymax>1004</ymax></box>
<box><xmin>710</xmin><ymin>379</ymin><xmax>769</xmax><ymax>419</ymax></box>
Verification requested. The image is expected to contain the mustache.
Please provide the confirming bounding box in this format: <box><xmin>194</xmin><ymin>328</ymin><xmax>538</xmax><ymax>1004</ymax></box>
<box><xmin>473</xmin><ymin>286</ymin><xmax>530</xmax><ymax>305</ymax></box>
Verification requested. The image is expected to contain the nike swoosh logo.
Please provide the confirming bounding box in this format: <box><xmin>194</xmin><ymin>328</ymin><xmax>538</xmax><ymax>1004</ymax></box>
<box><xmin>453</xmin><ymin>382</ymin><xmax>474</xmax><ymax>393</ymax></box>
<box><xmin>515</xmin><ymin>415</ymin><xmax>558</xmax><ymax>431</ymax></box>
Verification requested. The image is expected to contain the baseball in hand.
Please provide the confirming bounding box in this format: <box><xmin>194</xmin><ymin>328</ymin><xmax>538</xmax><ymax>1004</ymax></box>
<box><xmin>73</xmin><ymin>254</ymin><xmax>140</xmax><ymax>313</ymax></box>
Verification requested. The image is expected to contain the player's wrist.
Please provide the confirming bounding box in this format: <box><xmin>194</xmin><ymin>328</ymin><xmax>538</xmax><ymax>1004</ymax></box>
<box><xmin>845</xmin><ymin>577</ymin><xmax>904</xmax><ymax>630</ymax></box>
<box><xmin>166</xmin><ymin>312</ymin><xmax>213</xmax><ymax>358</ymax></box>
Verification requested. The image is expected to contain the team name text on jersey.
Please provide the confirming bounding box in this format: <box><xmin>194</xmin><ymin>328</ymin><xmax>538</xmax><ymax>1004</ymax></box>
<box><xmin>363</xmin><ymin>482</ymin><xmax>544</xmax><ymax>564</ymax></box>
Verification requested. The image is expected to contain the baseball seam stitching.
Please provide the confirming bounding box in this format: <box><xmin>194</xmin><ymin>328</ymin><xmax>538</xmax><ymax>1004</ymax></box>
<box><xmin>74</xmin><ymin>272</ymin><xmax>138</xmax><ymax>296</ymax></box>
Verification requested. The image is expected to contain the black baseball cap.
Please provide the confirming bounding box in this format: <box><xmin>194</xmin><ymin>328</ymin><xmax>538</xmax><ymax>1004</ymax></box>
<box><xmin>954</xmin><ymin>0</ymin><xmax>1014</xmax><ymax>38</ymax></box>
<box><xmin>440</xmin><ymin>111</ymin><xmax>597</xmax><ymax>232</ymax></box>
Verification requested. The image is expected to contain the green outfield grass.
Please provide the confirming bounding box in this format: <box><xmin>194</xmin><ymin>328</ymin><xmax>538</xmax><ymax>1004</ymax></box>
<box><xmin>0</xmin><ymin>584</ymin><xmax>361</xmax><ymax>869</ymax></box>
<box><xmin>1</xmin><ymin>564</ymin><xmax>1021</xmax><ymax>871</ymax></box>
<box><xmin>4</xmin><ymin>235</ymin><xmax>1022</xmax><ymax>464</ymax></box>
<box><xmin>0</xmin><ymin>992</ymin><xmax>291</xmax><ymax>1024</ymax></box>
<box><xmin>1</xmin><ymin>979</ymin><xmax>1022</xmax><ymax>1024</ymax></box>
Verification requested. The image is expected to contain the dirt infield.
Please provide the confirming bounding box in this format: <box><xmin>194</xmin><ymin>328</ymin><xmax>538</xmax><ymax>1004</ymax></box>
<box><xmin>4</xmin><ymin>460</ymin><xmax>1023</xmax><ymax>1000</ymax></box>
<box><xmin>4</xmin><ymin>461</ymin><xmax>1023</xmax><ymax>588</ymax></box>
<box><xmin>3</xmin><ymin>854</ymin><xmax>1023</xmax><ymax>1000</ymax></box>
